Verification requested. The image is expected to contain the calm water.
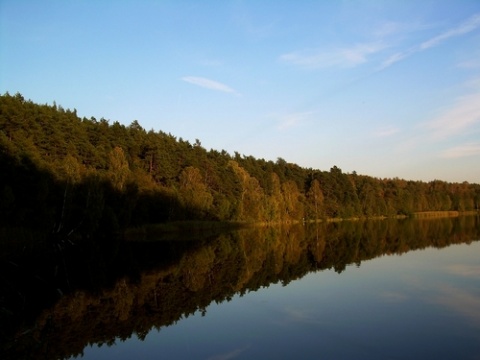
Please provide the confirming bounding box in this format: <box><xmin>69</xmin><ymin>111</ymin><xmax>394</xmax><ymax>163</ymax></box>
<box><xmin>79</xmin><ymin>241</ymin><xmax>480</xmax><ymax>360</ymax></box>
<box><xmin>2</xmin><ymin>217</ymin><xmax>480</xmax><ymax>359</ymax></box>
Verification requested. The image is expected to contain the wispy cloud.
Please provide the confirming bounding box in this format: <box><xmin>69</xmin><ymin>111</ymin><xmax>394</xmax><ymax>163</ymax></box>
<box><xmin>280</xmin><ymin>42</ymin><xmax>385</xmax><ymax>69</ymax></box>
<box><xmin>182</xmin><ymin>76</ymin><xmax>237</xmax><ymax>94</ymax></box>
<box><xmin>380</xmin><ymin>49</ymin><xmax>414</xmax><ymax>69</ymax></box>
<box><xmin>231</xmin><ymin>1</ymin><xmax>278</xmax><ymax>40</ymax></box>
<box><xmin>273</xmin><ymin>111</ymin><xmax>314</xmax><ymax>130</ymax></box>
<box><xmin>441</xmin><ymin>143</ymin><xmax>480</xmax><ymax>159</ymax></box>
<box><xmin>372</xmin><ymin>20</ymin><xmax>434</xmax><ymax>39</ymax></box>
<box><xmin>373</xmin><ymin>126</ymin><xmax>400</xmax><ymax>138</ymax></box>
<box><xmin>281</xmin><ymin>20</ymin><xmax>436</xmax><ymax>70</ymax></box>
<box><xmin>425</xmin><ymin>92</ymin><xmax>480</xmax><ymax>139</ymax></box>
<box><xmin>458</xmin><ymin>58</ymin><xmax>480</xmax><ymax>69</ymax></box>
<box><xmin>420</xmin><ymin>14</ymin><xmax>480</xmax><ymax>50</ymax></box>
<box><xmin>380</xmin><ymin>13</ymin><xmax>480</xmax><ymax>69</ymax></box>
<box><xmin>464</xmin><ymin>76</ymin><xmax>480</xmax><ymax>89</ymax></box>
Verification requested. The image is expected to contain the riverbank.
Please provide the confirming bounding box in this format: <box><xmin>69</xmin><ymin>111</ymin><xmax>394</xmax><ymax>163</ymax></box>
<box><xmin>124</xmin><ymin>211</ymin><xmax>479</xmax><ymax>241</ymax></box>
<box><xmin>413</xmin><ymin>210</ymin><xmax>478</xmax><ymax>218</ymax></box>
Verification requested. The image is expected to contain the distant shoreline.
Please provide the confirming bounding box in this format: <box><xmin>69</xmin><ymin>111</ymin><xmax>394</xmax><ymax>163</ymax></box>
<box><xmin>123</xmin><ymin>211</ymin><xmax>479</xmax><ymax>241</ymax></box>
<box><xmin>413</xmin><ymin>210</ymin><xmax>478</xmax><ymax>218</ymax></box>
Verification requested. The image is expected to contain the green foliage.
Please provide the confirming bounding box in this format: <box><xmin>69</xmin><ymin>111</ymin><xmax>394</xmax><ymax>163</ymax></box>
<box><xmin>1</xmin><ymin>92</ymin><xmax>479</xmax><ymax>241</ymax></box>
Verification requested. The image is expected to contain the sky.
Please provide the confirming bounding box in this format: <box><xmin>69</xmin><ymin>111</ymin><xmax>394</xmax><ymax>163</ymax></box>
<box><xmin>1</xmin><ymin>0</ymin><xmax>480</xmax><ymax>183</ymax></box>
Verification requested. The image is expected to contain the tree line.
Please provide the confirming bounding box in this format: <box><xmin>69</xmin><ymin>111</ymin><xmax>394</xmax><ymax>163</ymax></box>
<box><xmin>1</xmin><ymin>92</ymin><xmax>479</xmax><ymax>240</ymax></box>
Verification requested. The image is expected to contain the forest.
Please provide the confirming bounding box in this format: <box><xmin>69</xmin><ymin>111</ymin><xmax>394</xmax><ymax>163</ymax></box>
<box><xmin>1</xmin><ymin>92</ymin><xmax>480</xmax><ymax>242</ymax></box>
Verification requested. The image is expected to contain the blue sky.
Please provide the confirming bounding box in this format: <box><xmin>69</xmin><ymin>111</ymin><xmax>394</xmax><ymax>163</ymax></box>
<box><xmin>1</xmin><ymin>0</ymin><xmax>480</xmax><ymax>183</ymax></box>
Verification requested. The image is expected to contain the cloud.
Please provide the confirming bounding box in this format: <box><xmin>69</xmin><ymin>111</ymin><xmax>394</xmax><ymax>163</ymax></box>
<box><xmin>373</xmin><ymin>20</ymin><xmax>434</xmax><ymax>39</ymax></box>
<box><xmin>425</xmin><ymin>92</ymin><xmax>480</xmax><ymax>140</ymax></box>
<box><xmin>373</xmin><ymin>126</ymin><xmax>400</xmax><ymax>137</ymax></box>
<box><xmin>441</xmin><ymin>143</ymin><xmax>480</xmax><ymax>159</ymax></box>
<box><xmin>420</xmin><ymin>14</ymin><xmax>480</xmax><ymax>50</ymax></box>
<box><xmin>464</xmin><ymin>76</ymin><xmax>480</xmax><ymax>89</ymax></box>
<box><xmin>231</xmin><ymin>1</ymin><xmax>278</xmax><ymax>40</ymax></box>
<box><xmin>380</xmin><ymin>13</ymin><xmax>480</xmax><ymax>70</ymax></box>
<box><xmin>379</xmin><ymin>50</ymin><xmax>413</xmax><ymax>69</ymax></box>
<box><xmin>282</xmin><ymin>14</ymin><xmax>480</xmax><ymax>71</ymax></box>
<box><xmin>458</xmin><ymin>59</ymin><xmax>480</xmax><ymax>69</ymax></box>
<box><xmin>274</xmin><ymin>111</ymin><xmax>314</xmax><ymax>130</ymax></box>
<box><xmin>280</xmin><ymin>42</ymin><xmax>385</xmax><ymax>69</ymax></box>
<box><xmin>182</xmin><ymin>76</ymin><xmax>237</xmax><ymax>94</ymax></box>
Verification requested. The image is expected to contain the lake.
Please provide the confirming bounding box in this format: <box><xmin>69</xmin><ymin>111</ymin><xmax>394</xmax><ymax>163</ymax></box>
<box><xmin>1</xmin><ymin>216</ymin><xmax>479</xmax><ymax>359</ymax></box>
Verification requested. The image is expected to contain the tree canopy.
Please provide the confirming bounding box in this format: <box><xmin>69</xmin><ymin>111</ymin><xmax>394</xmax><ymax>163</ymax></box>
<box><xmin>1</xmin><ymin>92</ymin><xmax>479</xmax><ymax>240</ymax></box>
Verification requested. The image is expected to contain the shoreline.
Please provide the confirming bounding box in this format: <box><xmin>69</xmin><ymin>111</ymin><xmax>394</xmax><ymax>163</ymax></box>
<box><xmin>123</xmin><ymin>211</ymin><xmax>479</xmax><ymax>241</ymax></box>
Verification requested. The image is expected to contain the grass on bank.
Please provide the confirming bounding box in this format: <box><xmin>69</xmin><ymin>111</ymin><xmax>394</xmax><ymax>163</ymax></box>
<box><xmin>124</xmin><ymin>210</ymin><xmax>479</xmax><ymax>241</ymax></box>
<box><xmin>414</xmin><ymin>211</ymin><xmax>459</xmax><ymax>218</ymax></box>
<box><xmin>414</xmin><ymin>210</ymin><xmax>479</xmax><ymax>218</ymax></box>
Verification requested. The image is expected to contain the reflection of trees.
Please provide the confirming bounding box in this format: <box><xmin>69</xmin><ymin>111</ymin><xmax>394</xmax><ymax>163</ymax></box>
<box><xmin>2</xmin><ymin>216</ymin><xmax>479</xmax><ymax>359</ymax></box>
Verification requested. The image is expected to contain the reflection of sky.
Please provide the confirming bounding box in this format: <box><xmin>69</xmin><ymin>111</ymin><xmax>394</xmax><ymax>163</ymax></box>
<box><xmin>445</xmin><ymin>264</ymin><xmax>480</xmax><ymax>277</ymax></box>
<box><xmin>207</xmin><ymin>345</ymin><xmax>251</xmax><ymax>360</ymax></box>
<box><xmin>431</xmin><ymin>261</ymin><xmax>480</xmax><ymax>328</ymax></box>
<box><xmin>432</xmin><ymin>284</ymin><xmax>480</xmax><ymax>326</ymax></box>
<box><xmin>276</xmin><ymin>241</ymin><xmax>480</xmax><ymax>355</ymax></box>
<box><xmin>76</xmin><ymin>241</ymin><xmax>480</xmax><ymax>360</ymax></box>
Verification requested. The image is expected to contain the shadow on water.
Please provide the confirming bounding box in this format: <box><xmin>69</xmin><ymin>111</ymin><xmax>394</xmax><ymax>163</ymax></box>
<box><xmin>1</xmin><ymin>215</ymin><xmax>479</xmax><ymax>359</ymax></box>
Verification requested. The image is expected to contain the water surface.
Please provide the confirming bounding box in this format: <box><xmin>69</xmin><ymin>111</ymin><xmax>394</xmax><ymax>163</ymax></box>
<box><xmin>2</xmin><ymin>217</ymin><xmax>479</xmax><ymax>359</ymax></box>
<box><xmin>81</xmin><ymin>239</ymin><xmax>480</xmax><ymax>360</ymax></box>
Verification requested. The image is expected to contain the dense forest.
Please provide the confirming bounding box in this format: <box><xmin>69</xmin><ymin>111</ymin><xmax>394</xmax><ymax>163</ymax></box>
<box><xmin>1</xmin><ymin>92</ymin><xmax>479</xmax><ymax>241</ymax></box>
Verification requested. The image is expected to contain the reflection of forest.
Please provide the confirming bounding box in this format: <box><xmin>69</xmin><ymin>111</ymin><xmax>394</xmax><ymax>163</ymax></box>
<box><xmin>1</xmin><ymin>216</ymin><xmax>479</xmax><ymax>359</ymax></box>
